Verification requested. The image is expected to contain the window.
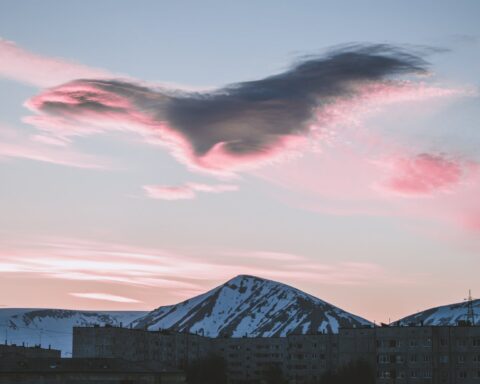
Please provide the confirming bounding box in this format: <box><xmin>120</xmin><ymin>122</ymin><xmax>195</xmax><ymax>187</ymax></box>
<box><xmin>439</xmin><ymin>355</ymin><xmax>449</xmax><ymax>364</ymax></box>
<box><xmin>378</xmin><ymin>354</ymin><xmax>389</xmax><ymax>364</ymax></box>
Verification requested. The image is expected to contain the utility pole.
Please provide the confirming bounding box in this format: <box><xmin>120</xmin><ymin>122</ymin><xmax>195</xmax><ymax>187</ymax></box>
<box><xmin>465</xmin><ymin>290</ymin><xmax>476</xmax><ymax>325</ymax></box>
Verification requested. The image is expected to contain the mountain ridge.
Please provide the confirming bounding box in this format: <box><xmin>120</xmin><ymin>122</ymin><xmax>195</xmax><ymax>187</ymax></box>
<box><xmin>393</xmin><ymin>298</ymin><xmax>480</xmax><ymax>326</ymax></box>
<box><xmin>131</xmin><ymin>274</ymin><xmax>372</xmax><ymax>336</ymax></box>
<box><xmin>2</xmin><ymin>275</ymin><xmax>476</xmax><ymax>356</ymax></box>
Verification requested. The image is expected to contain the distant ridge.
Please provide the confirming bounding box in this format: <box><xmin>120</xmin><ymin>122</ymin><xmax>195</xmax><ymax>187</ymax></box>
<box><xmin>393</xmin><ymin>299</ymin><xmax>480</xmax><ymax>326</ymax></box>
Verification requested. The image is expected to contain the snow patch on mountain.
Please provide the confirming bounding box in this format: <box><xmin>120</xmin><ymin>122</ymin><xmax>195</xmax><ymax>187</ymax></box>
<box><xmin>132</xmin><ymin>275</ymin><xmax>372</xmax><ymax>336</ymax></box>
<box><xmin>394</xmin><ymin>299</ymin><xmax>480</xmax><ymax>326</ymax></box>
<box><xmin>0</xmin><ymin>308</ymin><xmax>147</xmax><ymax>356</ymax></box>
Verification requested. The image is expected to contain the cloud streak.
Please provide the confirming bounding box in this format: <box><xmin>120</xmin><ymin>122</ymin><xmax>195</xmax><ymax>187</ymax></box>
<box><xmin>143</xmin><ymin>182</ymin><xmax>238</xmax><ymax>200</ymax></box>
<box><xmin>0</xmin><ymin>124</ymin><xmax>111</xmax><ymax>169</ymax></box>
<box><xmin>0</xmin><ymin>236</ymin><xmax>406</xmax><ymax>307</ymax></box>
<box><xmin>25</xmin><ymin>44</ymin><xmax>449</xmax><ymax>175</ymax></box>
<box><xmin>0</xmin><ymin>38</ymin><xmax>112</xmax><ymax>88</ymax></box>
<box><xmin>70</xmin><ymin>292</ymin><xmax>140</xmax><ymax>303</ymax></box>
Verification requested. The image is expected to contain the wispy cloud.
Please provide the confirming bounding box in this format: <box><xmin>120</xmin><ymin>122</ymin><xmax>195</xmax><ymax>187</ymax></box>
<box><xmin>0</xmin><ymin>236</ymin><xmax>407</xmax><ymax>306</ymax></box>
<box><xmin>379</xmin><ymin>154</ymin><xmax>469</xmax><ymax>197</ymax></box>
<box><xmin>23</xmin><ymin>44</ymin><xmax>458</xmax><ymax>176</ymax></box>
<box><xmin>0</xmin><ymin>38</ymin><xmax>112</xmax><ymax>88</ymax></box>
<box><xmin>257</xmin><ymin>115</ymin><xmax>480</xmax><ymax>233</ymax></box>
<box><xmin>0</xmin><ymin>124</ymin><xmax>111</xmax><ymax>169</ymax></box>
<box><xmin>143</xmin><ymin>182</ymin><xmax>238</xmax><ymax>200</ymax></box>
<box><xmin>70</xmin><ymin>292</ymin><xmax>140</xmax><ymax>303</ymax></box>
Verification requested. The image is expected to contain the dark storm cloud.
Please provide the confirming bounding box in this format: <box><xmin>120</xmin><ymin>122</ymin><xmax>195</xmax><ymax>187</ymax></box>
<box><xmin>27</xmin><ymin>44</ymin><xmax>430</xmax><ymax>170</ymax></box>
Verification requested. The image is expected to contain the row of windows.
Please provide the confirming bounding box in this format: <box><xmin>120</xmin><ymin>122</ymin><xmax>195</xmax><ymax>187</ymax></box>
<box><xmin>377</xmin><ymin>339</ymin><xmax>432</xmax><ymax>348</ymax></box>
<box><xmin>378</xmin><ymin>370</ymin><xmax>432</xmax><ymax>379</ymax></box>
<box><xmin>376</xmin><ymin>338</ymin><xmax>480</xmax><ymax>348</ymax></box>
<box><xmin>378</xmin><ymin>353</ymin><xmax>480</xmax><ymax>364</ymax></box>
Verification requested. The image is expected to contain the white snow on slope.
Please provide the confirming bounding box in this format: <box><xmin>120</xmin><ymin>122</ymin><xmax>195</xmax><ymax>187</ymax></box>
<box><xmin>133</xmin><ymin>275</ymin><xmax>372</xmax><ymax>336</ymax></box>
<box><xmin>395</xmin><ymin>299</ymin><xmax>480</xmax><ymax>326</ymax></box>
<box><xmin>0</xmin><ymin>308</ymin><xmax>147</xmax><ymax>356</ymax></box>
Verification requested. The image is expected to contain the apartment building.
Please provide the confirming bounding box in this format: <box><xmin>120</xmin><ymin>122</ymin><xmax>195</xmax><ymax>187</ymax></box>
<box><xmin>73</xmin><ymin>324</ymin><xmax>480</xmax><ymax>384</ymax></box>
<box><xmin>0</xmin><ymin>343</ymin><xmax>61</xmax><ymax>359</ymax></box>
<box><xmin>73</xmin><ymin>326</ymin><xmax>209</xmax><ymax>370</ymax></box>
<box><xmin>0</xmin><ymin>357</ymin><xmax>186</xmax><ymax>384</ymax></box>
<box><xmin>374</xmin><ymin>325</ymin><xmax>480</xmax><ymax>383</ymax></box>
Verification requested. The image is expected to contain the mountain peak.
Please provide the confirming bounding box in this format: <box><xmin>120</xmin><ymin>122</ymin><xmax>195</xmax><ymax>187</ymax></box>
<box><xmin>226</xmin><ymin>274</ymin><xmax>275</xmax><ymax>286</ymax></box>
<box><xmin>132</xmin><ymin>275</ymin><xmax>372</xmax><ymax>336</ymax></box>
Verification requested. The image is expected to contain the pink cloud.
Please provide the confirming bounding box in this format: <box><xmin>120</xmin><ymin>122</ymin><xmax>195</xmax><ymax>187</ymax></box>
<box><xmin>0</xmin><ymin>235</ymin><xmax>406</xmax><ymax>308</ymax></box>
<box><xmin>143</xmin><ymin>182</ymin><xmax>238</xmax><ymax>200</ymax></box>
<box><xmin>21</xmin><ymin>45</ymin><xmax>465</xmax><ymax>176</ymax></box>
<box><xmin>464</xmin><ymin>214</ymin><xmax>480</xmax><ymax>231</ymax></box>
<box><xmin>0</xmin><ymin>38</ymin><xmax>112</xmax><ymax>88</ymax></box>
<box><xmin>381</xmin><ymin>154</ymin><xmax>464</xmax><ymax>197</ymax></box>
<box><xmin>257</xmin><ymin>132</ymin><xmax>480</xmax><ymax>233</ymax></box>
<box><xmin>23</xmin><ymin>80</ymin><xmax>458</xmax><ymax>177</ymax></box>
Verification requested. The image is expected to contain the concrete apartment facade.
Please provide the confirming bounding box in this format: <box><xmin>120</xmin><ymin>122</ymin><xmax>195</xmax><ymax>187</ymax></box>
<box><xmin>73</xmin><ymin>325</ymin><xmax>480</xmax><ymax>384</ymax></box>
<box><xmin>0</xmin><ymin>357</ymin><xmax>186</xmax><ymax>384</ymax></box>
<box><xmin>73</xmin><ymin>326</ymin><xmax>209</xmax><ymax>370</ymax></box>
<box><xmin>0</xmin><ymin>344</ymin><xmax>61</xmax><ymax>359</ymax></box>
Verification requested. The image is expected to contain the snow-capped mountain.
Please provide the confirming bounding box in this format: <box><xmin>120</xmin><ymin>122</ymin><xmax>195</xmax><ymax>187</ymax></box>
<box><xmin>0</xmin><ymin>308</ymin><xmax>147</xmax><ymax>356</ymax></box>
<box><xmin>132</xmin><ymin>275</ymin><xmax>372</xmax><ymax>336</ymax></box>
<box><xmin>394</xmin><ymin>299</ymin><xmax>480</xmax><ymax>326</ymax></box>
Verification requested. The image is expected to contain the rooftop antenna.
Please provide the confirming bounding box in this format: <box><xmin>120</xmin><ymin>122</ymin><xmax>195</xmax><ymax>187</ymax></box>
<box><xmin>464</xmin><ymin>289</ymin><xmax>476</xmax><ymax>325</ymax></box>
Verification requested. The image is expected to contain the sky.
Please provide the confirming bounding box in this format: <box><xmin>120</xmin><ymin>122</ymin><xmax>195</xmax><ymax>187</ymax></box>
<box><xmin>0</xmin><ymin>0</ymin><xmax>479</xmax><ymax>324</ymax></box>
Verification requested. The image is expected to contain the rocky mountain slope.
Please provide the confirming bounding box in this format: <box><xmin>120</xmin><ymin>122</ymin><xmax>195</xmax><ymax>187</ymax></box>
<box><xmin>132</xmin><ymin>275</ymin><xmax>372</xmax><ymax>336</ymax></box>
<box><xmin>394</xmin><ymin>299</ymin><xmax>480</xmax><ymax>326</ymax></box>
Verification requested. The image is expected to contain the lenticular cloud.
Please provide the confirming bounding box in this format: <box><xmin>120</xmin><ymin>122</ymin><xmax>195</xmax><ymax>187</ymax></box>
<box><xmin>25</xmin><ymin>44</ymin><xmax>440</xmax><ymax>174</ymax></box>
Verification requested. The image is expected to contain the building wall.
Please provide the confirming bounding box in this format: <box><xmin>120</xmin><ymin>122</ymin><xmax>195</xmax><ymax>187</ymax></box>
<box><xmin>285</xmin><ymin>334</ymin><xmax>338</xmax><ymax>384</ymax></box>
<box><xmin>73</xmin><ymin>325</ymin><xmax>480</xmax><ymax>384</ymax></box>
<box><xmin>212</xmin><ymin>336</ymin><xmax>288</xmax><ymax>383</ymax></box>
<box><xmin>0</xmin><ymin>344</ymin><xmax>61</xmax><ymax>359</ymax></box>
<box><xmin>0</xmin><ymin>372</ymin><xmax>159</xmax><ymax>384</ymax></box>
<box><xmin>373</xmin><ymin>326</ymin><xmax>480</xmax><ymax>384</ymax></box>
<box><xmin>73</xmin><ymin>327</ymin><xmax>212</xmax><ymax>370</ymax></box>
